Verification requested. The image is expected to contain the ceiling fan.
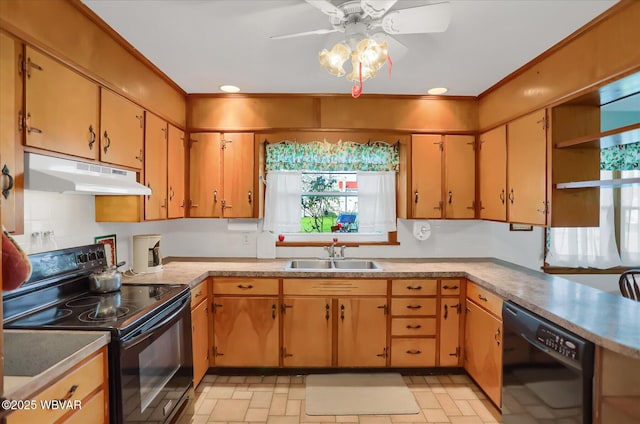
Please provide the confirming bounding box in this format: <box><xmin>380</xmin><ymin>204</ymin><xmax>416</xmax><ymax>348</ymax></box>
<box><xmin>272</xmin><ymin>0</ymin><xmax>452</xmax><ymax>97</ymax></box>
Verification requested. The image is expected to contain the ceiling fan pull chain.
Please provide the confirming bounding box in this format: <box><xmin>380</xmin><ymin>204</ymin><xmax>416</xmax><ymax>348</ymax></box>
<box><xmin>387</xmin><ymin>52</ymin><xmax>393</xmax><ymax>79</ymax></box>
<box><xmin>352</xmin><ymin>61</ymin><xmax>363</xmax><ymax>98</ymax></box>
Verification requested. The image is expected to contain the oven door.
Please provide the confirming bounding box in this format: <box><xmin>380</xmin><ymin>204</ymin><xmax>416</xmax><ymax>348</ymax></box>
<box><xmin>117</xmin><ymin>294</ymin><xmax>193</xmax><ymax>424</ymax></box>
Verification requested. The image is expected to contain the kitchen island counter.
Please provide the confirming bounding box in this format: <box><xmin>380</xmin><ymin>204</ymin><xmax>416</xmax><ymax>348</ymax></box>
<box><xmin>122</xmin><ymin>257</ymin><xmax>640</xmax><ymax>359</ymax></box>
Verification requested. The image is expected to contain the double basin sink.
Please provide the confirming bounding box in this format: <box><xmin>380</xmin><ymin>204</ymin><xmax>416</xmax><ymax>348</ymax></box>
<box><xmin>285</xmin><ymin>259</ymin><xmax>382</xmax><ymax>271</ymax></box>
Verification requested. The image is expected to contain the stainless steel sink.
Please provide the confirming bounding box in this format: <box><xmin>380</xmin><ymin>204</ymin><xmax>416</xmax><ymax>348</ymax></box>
<box><xmin>285</xmin><ymin>259</ymin><xmax>382</xmax><ymax>271</ymax></box>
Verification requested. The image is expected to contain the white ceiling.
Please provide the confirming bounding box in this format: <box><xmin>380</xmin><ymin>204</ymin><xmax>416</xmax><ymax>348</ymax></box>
<box><xmin>81</xmin><ymin>0</ymin><xmax>619</xmax><ymax>96</ymax></box>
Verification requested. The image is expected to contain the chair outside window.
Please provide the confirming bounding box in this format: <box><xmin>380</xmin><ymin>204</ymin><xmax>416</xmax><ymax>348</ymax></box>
<box><xmin>618</xmin><ymin>270</ymin><xmax>640</xmax><ymax>301</ymax></box>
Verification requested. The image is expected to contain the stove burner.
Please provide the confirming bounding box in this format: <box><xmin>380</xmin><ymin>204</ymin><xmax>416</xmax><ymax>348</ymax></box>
<box><xmin>66</xmin><ymin>296</ymin><xmax>105</xmax><ymax>308</ymax></box>
<box><xmin>78</xmin><ymin>306</ymin><xmax>131</xmax><ymax>322</ymax></box>
<box><xmin>16</xmin><ymin>308</ymin><xmax>74</xmax><ymax>326</ymax></box>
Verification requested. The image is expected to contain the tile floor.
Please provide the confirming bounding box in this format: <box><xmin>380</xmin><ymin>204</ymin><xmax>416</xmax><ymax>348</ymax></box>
<box><xmin>177</xmin><ymin>374</ymin><xmax>502</xmax><ymax>424</ymax></box>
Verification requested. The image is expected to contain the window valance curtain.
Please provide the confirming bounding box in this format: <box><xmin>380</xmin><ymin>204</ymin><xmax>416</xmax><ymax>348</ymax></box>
<box><xmin>265</xmin><ymin>140</ymin><xmax>399</xmax><ymax>172</ymax></box>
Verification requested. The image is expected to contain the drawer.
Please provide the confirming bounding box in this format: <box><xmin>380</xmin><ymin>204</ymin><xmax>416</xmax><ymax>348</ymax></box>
<box><xmin>466</xmin><ymin>281</ymin><xmax>502</xmax><ymax>318</ymax></box>
<box><xmin>191</xmin><ymin>280</ymin><xmax>209</xmax><ymax>306</ymax></box>
<box><xmin>391</xmin><ymin>338</ymin><xmax>436</xmax><ymax>367</ymax></box>
<box><xmin>391</xmin><ymin>318</ymin><xmax>436</xmax><ymax>336</ymax></box>
<box><xmin>391</xmin><ymin>279</ymin><xmax>437</xmax><ymax>296</ymax></box>
<box><xmin>440</xmin><ymin>279</ymin><xmax>462</xmax><ymax>295</ymax></box>
<box><xmin>391</xmin><ymin>298</ymin><xmax>437</xmax><ymax>316</ymax></box>
<box><xmin>283</xmin><ymin>279</ymin><xmax>387</xmax><ymax>296</ymax></box>
<box><xmin>213</xmin><ymin>278</ymin><xmax>279</xmax><ymax>295</ymax></box>
<box><xmin>7</xmin><ymin>349</ymin><xmax>105</xmax><ymax>424</ymax></box>
<box><xmin>62</xmin><ymin>390</ymin><xmax>106</xmax><ymax>424</ymax></box>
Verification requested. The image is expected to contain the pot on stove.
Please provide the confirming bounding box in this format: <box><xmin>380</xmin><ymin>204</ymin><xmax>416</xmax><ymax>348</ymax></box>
<box><xmin>89</xmin><ymin>261</ymin><xmax>125</xmax><ymax>293</ymax></box>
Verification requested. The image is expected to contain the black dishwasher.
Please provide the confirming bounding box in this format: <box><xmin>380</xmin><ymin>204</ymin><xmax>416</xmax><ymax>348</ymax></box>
<box><xmin>502</xmin><ymin>301</ymin><xmax>594</xmax><ymax>423</ymax></box>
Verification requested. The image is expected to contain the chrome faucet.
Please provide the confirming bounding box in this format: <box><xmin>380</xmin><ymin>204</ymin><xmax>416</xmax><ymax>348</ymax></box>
<box><xmin>340</xmin><ymin>245</ymin><xmax>346</xmax><ymax>259</ymax></box>
<box><xmin>324</xmin><ymin>241</ymin><xmax>337</xmax><ymax>258</ymax></box>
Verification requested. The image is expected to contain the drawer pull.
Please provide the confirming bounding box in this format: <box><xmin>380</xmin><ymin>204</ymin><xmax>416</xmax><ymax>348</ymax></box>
<box><xmin>406</xmin><ymin>305</ymin><xmax>422</xmax><ymax>310</ymax></box>
<box><xmin>59</xmin><ymin>384</ymin><xmax>78</xmax><ymax>401</ymax></box>
<box><xmin>237</xmin><ymin>284</ymin><xmax>254</xmax><ymax>289</ymax></box>
<box><xmin>194</xmin><ymin>291</ymin><xmax>203</xmax><ymax>298</ymax></box>
<box><xmin>442</xmin><ymin>284</ymin><xmax>459</xmax><ymax>290</ymax></box>
<box><xmin>340</xmin><ymin>304</ymin><xmax>345</xmax><ymax>321</ymax></box>
<box><xmin>272</xmin><ymin>304</ymin><xmax>277</xmax><ymax>320</ymax></box>
<box><xmin>406</xmin><ymin>285</ymin><xmax>422</xmax><ymax>290</ymax></box>
<box><xmin>325</xmin><ymin>304</ymin><xmax>330</xmax><ymax>320</ymax></box>
<box><xmin>406</xmin><ymin>349</ymin><xmax>421</xmax><ymax>355</ymax></box>
<box><xmin>406</xmin><ymin>324</ymin><xmax>422</xmax><ymax>329</ymax></box>
<box><xmin>478</xmin><ymin>294</ymin><xmax>488</xmax><ymax>302</ymax></box>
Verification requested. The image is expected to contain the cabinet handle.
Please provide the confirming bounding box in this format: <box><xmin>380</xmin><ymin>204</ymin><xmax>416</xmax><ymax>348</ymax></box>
<box><xmin>478</xmin><ymin>294</ymin><xmax>488</xmax><ymax>302</ymax></box>
<box><xmin>406</xmin><ymin>305</ymin><xmax>422</xmax><ymax>310</ymax></box>
<box><xmin>414</xmin><ymin>190</ymin><xmax>419</xmax><ymax>203</ymax></box>
<box><xmin>509</xmin><ymin>189</ymin><xmax>515</xmax><ymax>204</ymax></box>
<box><xmin>88</xmin><ymin>125</ymin><xmax>96</xmax><ymax>150</ymax></box>
<box><xmin>500</xmin><ymin>189</ymin><xmax>505</xmax><ymax>204</ymax></box>
<box><xmin>448</xmin><ymin>191</ymin><xmax>453</xmax><ymax>204</ymax></box>
<box><xmin>248</xmin><ymin>190</ymin><xmax>252</xmax><ymax>204</ymax></box>
<box><xmin>135</xmin><ymin>148</ymin><xmax>143</xmax><ymax>163</ymax></box>
<box><xmin>442</xmin><ymin>285</ymin><xmax>458</xmax><ymax>290</ymax></box>
<box><xmin>237</xmin><ymin>284</ymin><xmax>253</xmax><ymax>289</ymax></box>
<box><xmin>406</xmin><ymin>324</ymin><xmax>422</xmax><ymax>329</ymax></box>
<box><xmin>169</xmin><ymin>186</ymin><xmax>174</xmax><ymax>201</ymax></box>
<box><xmin>194</xmin><ymin>291</ymin><xmax>203</xmax><ymax>298</ymax></box>
<box><xmin>272</xmin><ymin>304</ymin><xmax>277</xmax><ymax>319</ymax></box>
<box><xmin>340</xmin><ymin>304</ymin><xmax>345</xmax><ymax>321</ymax></box>
<box><xmin>103</xmin><ymin>131</ymin><xmax>111</xmax><ymax>154</ymax></box>
<box><xmin>406</xmin><ymin>285</ymin><xmax>422</xmax><ymax>290</ymax></box>
<box><xmin>58</xmin><ymin>384</ymin><xmax>78</xmax><ymax>402</ymax></box>
<box><xmin>2</xmin><ymin>165</ymin><xmax>15</xmax><ymax>200</ymax></box>
<box><xmin>495</xmin><ymin>328</ymin><xmax>501</xmax><ymax>346</ymax></box>
<box><xmin>214</xmin><ymin>190</ymin><xmax>218</xmax><ymax>203</ymax></box>
<box><xmin>26</xmin><ymin>113</ymin><xmax>42</xmax><ymax>134</ymax></box>
<box><xmin>325</xmin><ymin>304</ymin><xmax>330</xmax><ymax>320</ymax></box>
<box><xmin>406</xmin><ymin>350</ymin><xmax>421</xmax><ymax>355</ymax></box>
<box><xmin>444</xmin><ymin>304</ymin><xmax>448</xmax><ymax>320</ymax></box>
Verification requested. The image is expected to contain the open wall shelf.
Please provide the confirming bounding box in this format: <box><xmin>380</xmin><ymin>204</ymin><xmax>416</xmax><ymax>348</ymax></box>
<box><xmin>555</xmin><ymin>122</ymin><xmax>640</xmax><ymax>149</ymax></box>
<box><xmin>555</xmin><ymin>177</ymin><xmax>640</xmax><ymax>189</ymax></box>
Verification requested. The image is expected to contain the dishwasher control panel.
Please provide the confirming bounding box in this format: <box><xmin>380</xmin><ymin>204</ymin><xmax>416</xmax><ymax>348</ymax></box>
<box><xmin>536</xmin><ymin>325</ymin><xmax>580</xmax><ymax>359</ymax></box>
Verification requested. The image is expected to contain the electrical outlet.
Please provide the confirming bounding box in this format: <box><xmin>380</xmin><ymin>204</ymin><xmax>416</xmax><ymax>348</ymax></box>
<box><xmin>242</xmin><ymin>233</ymin><xmax>250</xmax><ymax>245</ymax></box>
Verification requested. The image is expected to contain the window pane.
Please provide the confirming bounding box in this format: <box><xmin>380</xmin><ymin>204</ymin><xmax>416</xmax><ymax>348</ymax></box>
<box><xmin>301</xmin><ymin>173</ymin><xmax>358</xmax><ymax>233</ymax></box>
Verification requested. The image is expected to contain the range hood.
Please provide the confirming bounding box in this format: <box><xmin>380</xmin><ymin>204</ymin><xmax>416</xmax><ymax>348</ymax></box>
<box><xmin>25</xmin><ymin>153</ymin><xmax>151</xmax><ymax>195</ymax></box>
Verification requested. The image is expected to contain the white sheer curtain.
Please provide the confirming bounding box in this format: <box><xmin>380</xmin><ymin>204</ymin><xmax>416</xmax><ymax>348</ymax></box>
<box><xmin>620</xmin><ymin>170</ymin><xmax>640</xmax><ymax>265</ymax></box>
<box><xmin>262</xmin><ymin>171</ymin><xmax>302</xmax><ymax>233</ymax></box>
<box><xmin>546</xmin><ymin>170</ymin><xmax>622</xmax><ymax>268</ymax></box>
<box><xmin>357</xmin><ymin>171</ymin><xmax>396</xmax><ymax>233</ymax></box>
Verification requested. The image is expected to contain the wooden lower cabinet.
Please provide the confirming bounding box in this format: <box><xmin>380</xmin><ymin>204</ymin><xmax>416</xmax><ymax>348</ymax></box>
<box><xmin>464</xmin><ymin>300</ymin><xmax>502</xmax><ymax>407</ymax></box>
<box><xmin>281</xmin><ymin>297</ymin><xmax>332</xmax><ymax>367</ymax></box>
<box><xmin>212</xmin><ymin>297</ymin><xmax>279</xmax><ymax>367</ymax></box>
<box><xmin>191</xmin><ymin>280</ymin><xmax>209</xmax><ymax>387</ymax></box>
<box><xmin>440</xmin><ymin>297</ymin><xmax>462</xmax><ymax>366</ymax></box>
<box><xmin>337</xmin><ymin>297</ymin><xmax>388</xmax><ymax>367</ymax></box>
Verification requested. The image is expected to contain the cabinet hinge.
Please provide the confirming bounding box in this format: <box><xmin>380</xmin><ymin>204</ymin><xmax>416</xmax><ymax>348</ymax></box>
<box><xmin>18</xmin><ymin>110</ymin><xmax>24</xmax><ymax>132</ymax></box>
<box><xmin>449</xmin><ymin>346</ymin><xmax>461</xmax><ymax>358</ymax></box>
<box><xmin>537</xmin><ymin>116</ymin><xmax>549</xmax><ymax>130</ymax></box>
<box><xmin>467</xmin><ymin>141</ymin><xmax>476</xmax><ymax>150</ymax></box>
<box><xmin>434</xmin><ymin>141</ymin><xmax>444</xmax><ymax>151</ymax></box>
<box><xmin>18</xmin><ymin>54</ymin><xmax>25</xmax><ymax>76</ymax></box>
<box><xmin>221</xmin><ymin>138</ymin><xmax>233</xmax><ymax>149</ymax></box>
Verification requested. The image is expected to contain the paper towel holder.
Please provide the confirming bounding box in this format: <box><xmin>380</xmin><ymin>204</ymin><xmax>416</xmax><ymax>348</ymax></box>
<box><xmin>413</xmin><ymin>221</ymin><xmax>431</xmax><ymax>241</ymax></box>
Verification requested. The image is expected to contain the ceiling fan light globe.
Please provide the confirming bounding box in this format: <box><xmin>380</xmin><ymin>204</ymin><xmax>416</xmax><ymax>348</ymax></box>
<box><xmin>357</xmin><ymin>39</ymin><xmax>388</xmax><ymax>71</ymax></box>
<box><xmin>319</xmin><ymin>42</ymin><xmax>350</xmax><ymax>77</ymax></box>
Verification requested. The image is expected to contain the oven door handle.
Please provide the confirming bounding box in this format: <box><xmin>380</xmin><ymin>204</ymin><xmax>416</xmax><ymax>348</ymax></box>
<box><xmin>122</xmin><ymin>299</ymin><xmax>189</xmax><ymax>350</ymax></box>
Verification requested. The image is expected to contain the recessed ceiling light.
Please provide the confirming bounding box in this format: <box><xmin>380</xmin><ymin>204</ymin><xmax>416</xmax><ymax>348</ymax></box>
<box><xmin>220</xmin><ymin>85</ymin><xmax>240</xmax><ymax>93</ymax></box>
<box><xmin>427</xmin><ymin>87</ymin><xmax>448</xmax><ymax>95</ymax></box>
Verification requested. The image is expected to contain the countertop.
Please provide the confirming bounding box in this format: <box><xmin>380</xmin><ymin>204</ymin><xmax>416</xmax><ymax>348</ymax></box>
<box><xmin>2</xmin><ymin>330</ymin><xmax>110</xmax><ymax>401</ymax></box>
<box><xmin>122</xmin><ymin>257</ymin><xmax>640</xmax><ymax>360</ymax></box>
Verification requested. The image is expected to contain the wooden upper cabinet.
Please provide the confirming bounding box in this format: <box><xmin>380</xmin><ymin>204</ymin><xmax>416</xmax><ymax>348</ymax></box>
<box><xmin>479</xmin><ymin>126</ymin><xmax>507</xmax><ymax>221</ymax></box>
<box><xmin>444</xmin><ymin>135</ymin><xmax>476</xmax><ymax>218</ymax></box>
<box><xmin>167</xmin><ymin>124</ymin><xmax>186</xmax><ymax>218</ymax></box>
<box><xmin>189</xmin><ymin>132</ymin><xmax>222</xmax><ymax>217</ymax></box>
<box><xmin>0</xmin><ymin>32</ymin><xmax>23</xmax><ymax>234</ymax></box>
<box><xmin>24</xmin><ymin>46</ymin><xmax>99</xmax><ymax>160</ymax></box>
<box><xmin>507</xmin><ymin>109</ymin><xmax>547</xmax><ymax>226</ymax></box>
<box><xmin>100</xmin><ymin>88</ymin><xmax>144</xmax><ymax>170</ymax></box>
<box><xmin>144</xmin><ymin>112</ymin><xmax>168</xmax><ymax>220</ymax></box>
<box><xmin>412</xmin><ymin>134</ymin><xmax>443</xmax><ymax>218</ymax></box>
<box><xmin>221</xmin><ymin>132</ymin><xmax>254</xmax><ymax>218</ymax></box>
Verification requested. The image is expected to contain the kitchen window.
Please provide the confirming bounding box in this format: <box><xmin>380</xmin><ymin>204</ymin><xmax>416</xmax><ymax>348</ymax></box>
<box><xmin>262</xmin><ymin>140</ymin><xmax>398</xmax><ymax>242</ymax></box>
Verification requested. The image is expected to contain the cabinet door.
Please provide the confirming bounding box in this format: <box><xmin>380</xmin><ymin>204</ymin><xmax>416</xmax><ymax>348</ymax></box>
<box><xmin>479</xmin><ymin>126</ymin><xmax>507</xmax><ymax>221</ymax></box>
<box><xmin>221</xmin><ymin>132</ymin><xmax>254</xmax><ymax>218</ymax></box>
<box><xmin>189</xmin><ymin>133</ymin><xmax>222</xmax><ymax>217</ymax></box>
<box><xmin>411</xmin><ymin>134</ymin><xmax>443</xmax><ymax>218</ymax></box>
<box><xmin>144</xmin><ymin>112</ymin><xmax>167</xmax><ymax>220</ymax></box>
<box><xmin>25</xmin><ymin>46</ymin><xmax>99</xmax><ymax>160</ymax></box>
<box><xmin>191</xmin><ymin>300</ymin><xmax>209</xmax><ymax>387</ymax></box>
<box><xmin>100</xmin><ymin>88</ymin><xmax>144</xmax><ymax>169</ymax></box>
<box><xmin>282</xmin><ymin>297</ymin><xmax>332</xmax><ymax>367</ymax></box>
<box><xmin>445</xmin><ymin>135</ymin><xmax>475</xmax><ymax>218</ymax></box>
<box><xmin>464</xmin><ymin>300</ymin><xmax>502</xmax><ymax>406</ymax></box>
<box><xmin>167</xmin><ymin>124</ymin><xmax>186</xmax><ymax>218</ymax></box>
<box><xmin>507</xmin><ymin>109</ymin><xmax>547</xmax><ymax>225</ymax></box>
<box><xmin>212</xmin><ymin>297</ymin><xmax>279</xmax><ymax>367</ymax></box>
<box><xmin>338</xmin><ymin>297</ymin><xmax>387</xmax><ymax>367</ymax></box>
<box><xmin>0</xmin><ymin>33</ymin><xmax>22</xmax><ymax>233</ymax></box>
<box><xmin>439</xmin><ymin>298</ymin><xmax>461</xmax><ymax>366</ymax></box>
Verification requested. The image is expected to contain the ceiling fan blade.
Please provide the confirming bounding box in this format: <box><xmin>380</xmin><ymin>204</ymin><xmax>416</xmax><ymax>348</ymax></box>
<box><xmin>371</xmin><ymin>32</ymin><xmax>408</xmax><ymax>62</ymax></box>
<box><xmin>271</xmin><ymin>28</ymin><xmax>339</xmax><ymax>40</ymax></box>
<box><xmin>305</xmin><ymin>0</ymin><xmax>345</xmax><ymax>20</ymax></box>
<box><xmin>361</xmin><ymin>0</ymin><xmax>398</xmax><ymax>19</ymax></box>
<box><xmin>382</xmin><ymin>1</ymin><xmax>451</xmax><ymax>35</ymax></box>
